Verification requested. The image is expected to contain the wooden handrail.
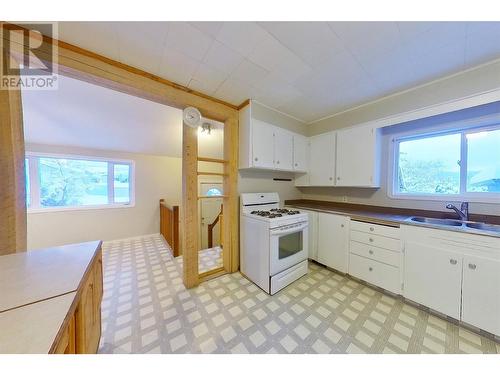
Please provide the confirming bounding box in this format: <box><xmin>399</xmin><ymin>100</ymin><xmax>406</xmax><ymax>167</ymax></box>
<box><xmin>207</xmin><ymin>204</ymin><xmax>223</xmax><ymax>249</ymax></box>
<box><xmin>159</xmin><ymin>199</ymin><xmax>180</xmax><ymax>257</ymax></box>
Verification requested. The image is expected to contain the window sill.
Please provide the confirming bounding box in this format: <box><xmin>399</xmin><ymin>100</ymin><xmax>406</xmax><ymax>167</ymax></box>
<box><xmin>387</xmin><ymin>192</ymin><xmax>500</xmax><ymax>204</ymax></box>
<box><xmin>27</xmin><ymin>203</ymin><xmax>136</xmax><ymax>214</ymax></box>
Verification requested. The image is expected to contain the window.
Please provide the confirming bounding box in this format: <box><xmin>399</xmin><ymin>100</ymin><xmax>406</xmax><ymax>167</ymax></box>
<box><xmin>26</xmin><ymin>153</ymin><xmax>134</xmax><ymax>211</ymax></box>
<box><xmin>205</xmin><ymin>188</ymin><xmax>222</xmax><ymax>197</ymax></box>
<box><xmin>392</xmin><ymin>125</ymin><xmax>500</xmax><ymax>200</ymax></box>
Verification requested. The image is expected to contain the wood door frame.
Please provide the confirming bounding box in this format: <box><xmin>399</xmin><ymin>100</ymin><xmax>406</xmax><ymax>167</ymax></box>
<box><xmin>1</xmin><ymin>23</ymin><xmax>240</xmax><ymax>288</ymax></box>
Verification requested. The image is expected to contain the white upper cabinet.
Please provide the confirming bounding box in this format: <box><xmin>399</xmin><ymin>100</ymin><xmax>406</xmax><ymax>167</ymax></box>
<box><xmin>251</xmin><ymin>119</ymin><xmax>275</xmax><ymax>169</ymax></box>
<box><xmin>336</xmin><ymin>125</ymin><xmax>381</xmax><ymax>187</ymax></box>
<box><xmin>274</xmin><ymin>127</ymin><xmax>294</xmax><ymax>171</ymax></box>
<box><xmin>309</xmin><ymin>132</ymin><xmax>336</xmax><ymax>186</ymax></box>
<box><xmin>239</xmin><ymin>101</ymin><xmax>304</xmax><ymax>172</ymax></box>
<box><xmin>292</xmin><ymin>134</ymin><xmax>308</xmax><ymax>172</ymax></box>
<box><xmin>336</xmin><ymin>126</ymin><xmax>380</xmax><ymax>187</ymax></box>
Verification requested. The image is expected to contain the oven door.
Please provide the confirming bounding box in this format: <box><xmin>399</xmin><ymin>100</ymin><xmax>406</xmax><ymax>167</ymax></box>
<box><xmin>269</xmin><ymin>222</ymin><xmax>308</xmax><ymax>276</ymax></box>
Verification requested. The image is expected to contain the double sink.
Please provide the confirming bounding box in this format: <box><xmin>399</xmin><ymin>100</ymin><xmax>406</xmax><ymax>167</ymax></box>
<box><xmin>407</xmin><ymin>216</ymin><xmax>500</xmax><ymax>234</ymax></box>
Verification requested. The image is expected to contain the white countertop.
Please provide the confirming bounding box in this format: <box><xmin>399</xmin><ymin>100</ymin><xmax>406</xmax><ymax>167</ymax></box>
<box><xmin>0</xmin><ymin>240</ymin><xmax>101</xmax><ymax>312</ymax></box>
<box><xmin>0</xmin><ymin>292</ymin><xmax>76</xmax><ymax>354</ymax></box>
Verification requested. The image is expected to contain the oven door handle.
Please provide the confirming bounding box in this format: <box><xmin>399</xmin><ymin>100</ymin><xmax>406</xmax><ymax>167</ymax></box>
<box><xmin>271</xmin><ymin>223</ymin><xmax>308</xmax><ymax>236</ymax></box>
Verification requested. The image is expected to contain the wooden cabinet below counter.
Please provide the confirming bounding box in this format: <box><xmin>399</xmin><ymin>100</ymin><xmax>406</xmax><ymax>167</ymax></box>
<box><xmin>0</xmin><ymin>241</ymin><xmax>103</xmax><ymax>354</ymax></box>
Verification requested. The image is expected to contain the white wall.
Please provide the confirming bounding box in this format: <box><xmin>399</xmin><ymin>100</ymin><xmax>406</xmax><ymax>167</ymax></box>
<box><xmin>26</xmin><ymin>143</ymin><xmax>182</xmax><ymax>250</ymax></box>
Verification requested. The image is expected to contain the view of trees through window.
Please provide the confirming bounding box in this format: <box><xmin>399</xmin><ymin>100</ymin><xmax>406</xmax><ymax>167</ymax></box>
<box><xmin>396</xmin><ymin>126</ymin><xmax>500</xmax><ymax>196</ymax></box>
<box><xmin>26</xmin><ymin>154</ymin><xmax>132</xmax><ymax>209</ymax></box>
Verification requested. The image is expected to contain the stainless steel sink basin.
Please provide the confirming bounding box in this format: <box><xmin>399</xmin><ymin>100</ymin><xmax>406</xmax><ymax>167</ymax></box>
<box><xmin>409</xmin><ymin>217</ymin><xmax>463</xmax><ymax>226</ymax></box>
<box><xmin>465</xmin><ymin>222</ymin><xmax>500</xmax><ymax>233</ymax></box>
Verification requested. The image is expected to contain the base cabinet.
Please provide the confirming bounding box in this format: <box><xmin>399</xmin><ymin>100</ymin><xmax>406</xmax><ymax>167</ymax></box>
<box><xmin>404</xmin><ymin>241</ymin><xmax>462</xmax><ymax>319</ymax></box>
<box><xmin>317</xmin><ymin>212</ymin><xmax>349</xmax><ymax>272</ymax></box>
<box><xmin>462</xmin><ymin>255</ymin><xmax>500</xmax><ymax>336</ymax></box>
<box><xmin>75</xmin><ymin>252</ymin><xmax>103</xmax><ymax>354</ymax></box>
<box><xmin>51</xmin><ymin>250</ymin><xmax>103</xmax><ymax>354</ymax></box>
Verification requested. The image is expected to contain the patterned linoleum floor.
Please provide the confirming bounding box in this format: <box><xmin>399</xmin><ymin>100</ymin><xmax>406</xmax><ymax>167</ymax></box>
<box><xmin>199</xmin><ymin>246</ymin><xmax>223</xmax><ymax>273</ymax></box>
<box><xmin>98</xmin><ymin>234</ymin><xmax>500</xmax><ymax>354</ymax></box>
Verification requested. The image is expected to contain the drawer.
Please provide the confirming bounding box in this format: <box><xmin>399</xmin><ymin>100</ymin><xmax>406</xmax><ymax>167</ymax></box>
<box><xmin>350</xmin><ymin>231</ymin><xmax>401</xmax><ymax>252</ymax></box>
<box><xmin>350</xmin><ymin>221</ymin><xmax>400</xmax><ymax>239</ymax></box>
<box><xmin>349</xmin><ymin>253</ymin><xmax>401</xmax><ymax>294</ymax></box>
<box><xmin>349</xmin><ymin>241</ymin><xmax>400</xmax><ymax>267</ymax></box>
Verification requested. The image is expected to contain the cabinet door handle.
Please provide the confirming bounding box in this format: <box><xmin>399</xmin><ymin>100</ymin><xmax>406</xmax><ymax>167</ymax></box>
<box><xmin>329</xmin><ymin>177</ymin><xmax>333</xmax><ymax>181</ymax></box>
<box><xmin>468</xmin><ymin>263</ymin><xmax>476</xmax><ymax>270</ymax></box>
<box><xmin>368</xmin><ymin>267</ymin><xmax>373</xmax><ymax>272</ymax></box>
<box><xmin>276</xmin><ymin>160</ymin><xmax>280</xmax><ymax>164</ymax></box>
<box><xmin>368</xmin><ymin>250</ymin><xmax>374</xmax><ymax>255</ymax></box>
<box><xmin>254</xmin><ymin>157</ymin><xmax>258</xmax><ymax>161</ymax></box>
<box><xmin>341</xmin><ymin>224</ymin><xmax>344</xmax><ymax>228</ymax></box>
<box><xmin>369</xmin><ymin>227</ymin><xmax>374</xmax><ymax>232</ymax></box>
<box><xmin>449</xmin><ymin>259</ymin><xmax>457</xmax><ymax>265</ymax></box>
<box><xmin>337</xmin><ymin>177</ymin><xmax>340</xmax><ymax>180</ymax></box>
<box><xmin>295</xmin><ymin>163</ymin><xmax>298</xmax><ymax>167</ymax></box>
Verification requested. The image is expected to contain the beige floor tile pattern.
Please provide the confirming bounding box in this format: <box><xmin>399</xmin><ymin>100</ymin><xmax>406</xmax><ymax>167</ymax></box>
<box><xmin>98</xmin><ymin>234</ymin><xmax>499</xmax><ymax>354</ymax></box>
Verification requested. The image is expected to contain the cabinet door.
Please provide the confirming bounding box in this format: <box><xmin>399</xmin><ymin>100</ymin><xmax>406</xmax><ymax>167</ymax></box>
<box><xmin>336</xmin><ymin>126</ymin><xmax>379</xmax><ymax>187</ymax></box>
<box><xmin>462</xmin><ymin>255</ymin><xmax>500</xmax><ymax>336</ymax></box>
<box><xmin>251</xmin><ymin>120</ymin><xmax>275</xmax><ymax>169</ymax></box>
<box><xmin>404</xmin><ymin>241</ymin><xmax>462</xmax><ymax>319</ymax></box>
<box><xmin>309</xmin><ymin>132</ymin><xmax>335</xmax><ymax>186</ymax></box>
<box><xmin>274</xmin><ymin>127</ymin><xmax>294</xmax><ymax>171</ymax></box>
<box><xmin>304</xmin><ymin>210</ymin><xmax>318</xmax><ymax>261</ymax></box>
<box><xmin>317</xmin><ymin>213</ymin><xmax>349</xmax><ymax>272</ymax></box>
<box><xmin>293</xmin><ymin>134</ymin><xmax>308</xmax><ymax>172</ymax></box>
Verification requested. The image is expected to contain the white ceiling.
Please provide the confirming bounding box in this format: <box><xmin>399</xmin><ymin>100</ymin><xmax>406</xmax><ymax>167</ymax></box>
<box><xmin>54</xmin><ymin>22</ymin><xmax>500</xmax><ymax>123</ymax></box>
<box><xmin>22</xmin><ymin>74</ymin><xmax>223</xmax><ymax>157</ymax></box>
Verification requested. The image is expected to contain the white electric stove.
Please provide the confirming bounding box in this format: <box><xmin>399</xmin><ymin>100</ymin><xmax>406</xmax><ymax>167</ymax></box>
<box><xmin>240</xmin><ymin>193</ymin><xmax>309</xmax><ymax>295</ymax></box>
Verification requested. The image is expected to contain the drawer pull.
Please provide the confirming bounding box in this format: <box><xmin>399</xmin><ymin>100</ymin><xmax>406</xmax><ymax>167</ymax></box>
<box><xmin>368</xmin><ymin>267</ymin><xmax>373</xmax><ymax>272</ymax></box>
<box><xmin>468</xmin><ymin>263</ymin><xmax>476</xmax><ymax>270</ymax></box>
<box><xmin>370</xmin><ymin>227</ymin><xmax>374</xmax><ymax>232</ymax></box>
<box><xmin>369</xmin><ymin>238</ymin><xmax>374</xmax><ymax>243</ymax></box>
<box><xmin>341</xmin><ymin>224</ymin><xmax>344</xmax><ymax>228</ymax></box>
<box><xmin>449</xmin><ymin>259</ymin><xmax>457</xmax><ymax>265</ymax></box>
<box><xmin>368</xmin><ymin>250</ymin><xmax>374</xmax><ymax>255</ymax></box>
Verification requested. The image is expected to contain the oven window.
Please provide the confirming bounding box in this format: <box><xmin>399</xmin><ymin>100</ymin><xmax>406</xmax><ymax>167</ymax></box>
<box><xmin>279</xmin><ymin>231</ymin><xmax>303</xmax><ymax>259</ymax></box>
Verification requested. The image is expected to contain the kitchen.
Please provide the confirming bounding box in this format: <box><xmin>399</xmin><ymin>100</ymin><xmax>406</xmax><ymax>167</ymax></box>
<box><xmin>1</xmin><ymin>4</ymin><xmax>500</xmax><ymax>373</ymax></box>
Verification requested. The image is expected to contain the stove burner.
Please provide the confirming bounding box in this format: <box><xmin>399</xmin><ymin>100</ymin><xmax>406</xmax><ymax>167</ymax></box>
<box><xmin>251</xmin><ymin>208</ymin><xmax>300</xmax><ymax>218</ymax></box>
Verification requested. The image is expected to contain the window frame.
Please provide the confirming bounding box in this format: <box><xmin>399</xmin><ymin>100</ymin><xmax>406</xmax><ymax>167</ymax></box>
<box><xmin>388</xmin><ymin>123</ymin><xmax>500</xmax><ymax>203</ymax></box>
<box><xmin>26</xmin><ymin>151</ymin><xmax>135</xmax><ymax>213</ymax></box>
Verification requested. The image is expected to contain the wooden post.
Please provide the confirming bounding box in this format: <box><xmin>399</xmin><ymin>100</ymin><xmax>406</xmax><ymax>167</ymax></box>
<box><xmin>182</xmin><ymin>123</ymin><xmax>199</xmax><ymax>288</ymax></box>
<box><xmin>0</xmin><ymin>48</ymin><xmax>27</xmax><ymax>255</ymax></box>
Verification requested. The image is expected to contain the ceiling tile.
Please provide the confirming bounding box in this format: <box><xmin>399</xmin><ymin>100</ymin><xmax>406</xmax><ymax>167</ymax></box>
<box><xmin>59</xmin><ymin>22</ymin><xmax>121</xmax><ymax>61</ymax></box>
<box><xmin>412</xmin><ymin>41</ymin><xmax>466</xmax><ymax>82</ymax></box>
<box><xmin>247</xmin><ymin>33</ymin><xmax>311</xmax><ymax>83</ymax></box>
<box><xmin>203</xmin><ymin>40</ymin><xmax>244</xmax><ymax>75</ymax></box>
<box><xmin>192</xmin><ymin>64</ymin><xmax>228</xmax><ymax>93</ymax></box>
<box><xmin>329</xmin><ymin>22</ymin><xmax>402</xmax><ymax>59</ymax></box>
<box><xmin>166</xmin><ymin>22</ymin><xmax>214</xmax><ymax>61</ymax></box>
<box><xmin>214</xmin><ymin>78</ymin><xmax>251</xmax><ymax>105</ymax></box>
<box><xmin>396</xmin><ymin>21</ymin><xmax>435</xmax><ymax>40</ymax></box>
<box><xmin>114</xmin><ymin>22</ymin><xmax>169</xmax><ymax>75</ymax></box>
<box><xmin>188</xmin><ymin>22</ymin><xmax>224</xmax><ymax>38</ymax></box>
<box><xmin>159</xmin><ymin>49</ymin><xmax>200</xmax><ymax>87</ymax></box>
<box><xmin>216</xmin><ymin>22</ymin><xmax>268</xmax><ymax>57</ymax></box>
<box><xmin>229</xmin><ymin>59</ymin><xmax>269</xmax><ymax>86</ymax></box>
<box><xmin>259</xmin><ymin>22</ymin><xmax>345</xmax><ymax>67</ymax></box>
<box><xmin>465</xmin><ymin>23</ymin><xmax>500</xmax><ymax>67</ymax></box>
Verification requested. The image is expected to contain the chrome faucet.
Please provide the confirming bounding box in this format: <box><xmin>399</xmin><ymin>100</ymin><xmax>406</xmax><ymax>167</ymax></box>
<box><xmin>446</xmin><ymin>202</ymin><xmax>469</xmax><ymax>221</ymax></box>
